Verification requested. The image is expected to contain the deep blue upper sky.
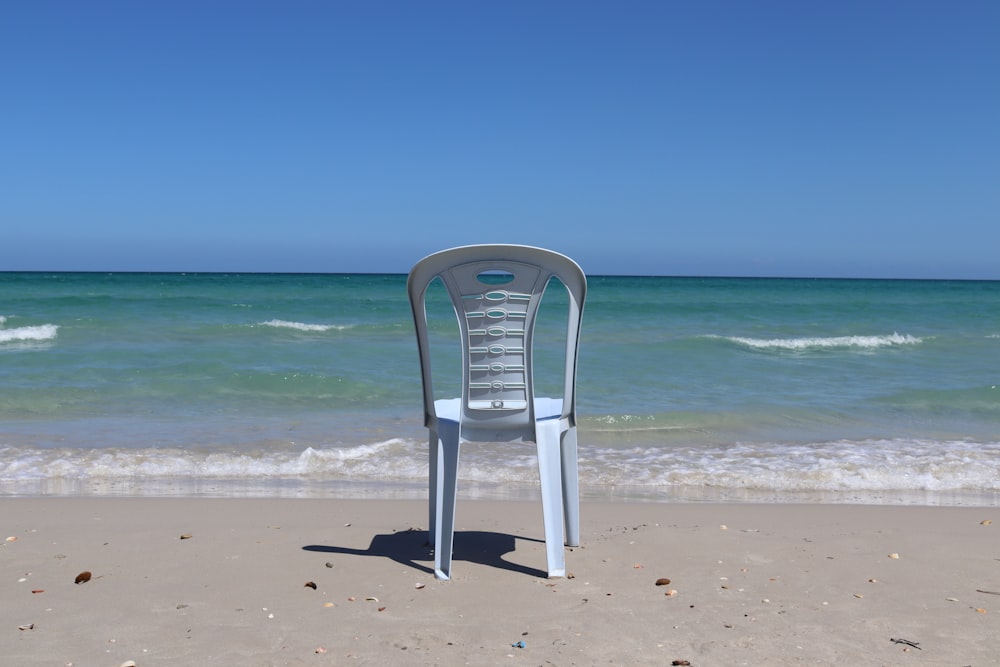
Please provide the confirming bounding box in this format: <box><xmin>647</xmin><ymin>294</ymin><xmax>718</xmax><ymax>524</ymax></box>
<box><xmin>2</xmin><ymin>1</ymin><xmax>998</xmax><ymax>278</ymax></box>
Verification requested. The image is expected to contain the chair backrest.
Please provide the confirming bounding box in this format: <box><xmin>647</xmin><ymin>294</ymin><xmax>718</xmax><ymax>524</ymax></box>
<box><xmin>408</xmin><ymin>244</ymin><xmax>586</xmax><ymax>442</ymax></box>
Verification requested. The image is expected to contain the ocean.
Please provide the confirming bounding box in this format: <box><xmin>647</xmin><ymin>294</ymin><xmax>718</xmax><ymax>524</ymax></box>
<box><xmin>2</xmin><ymin>272</ymin><xmax>998</xmax><ymax>505</ymax></box>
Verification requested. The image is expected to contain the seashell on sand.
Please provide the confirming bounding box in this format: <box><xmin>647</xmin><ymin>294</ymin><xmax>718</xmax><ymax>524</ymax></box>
<box><xmin>74</xmin><ymin>571</ymin><xmax>92</xmax><ymax>584</ymax></box>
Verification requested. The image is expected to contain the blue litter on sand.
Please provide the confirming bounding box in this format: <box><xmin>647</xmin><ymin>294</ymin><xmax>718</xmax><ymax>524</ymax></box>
<box><xmin>511</xmin><ymin>641</ymin><xmax>526</xmax><ymax>649</ymax></box>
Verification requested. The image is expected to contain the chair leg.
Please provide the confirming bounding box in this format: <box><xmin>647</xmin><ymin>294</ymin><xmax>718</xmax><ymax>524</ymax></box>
<box><xmin>536</xmin><ymin>419</ymin><xmax>566</xmax><ymax>578</ymax></box>
<box><xmin>427</xmin><ymin>430</ymin><xmax>438</xmax><ymax>548</ymax></box>
<box><xmin>433</xmin><ymin>421</ymin><xmax>461</xmax><ymax>580</ymax></box>
<box><xmin>561</xmin><ymin>426</ymin><xmax>581</xmax><ymax>548</ymax></box>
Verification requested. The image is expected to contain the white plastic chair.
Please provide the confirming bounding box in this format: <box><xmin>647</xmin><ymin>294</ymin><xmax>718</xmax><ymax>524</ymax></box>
<box><xmin>407</xmin><ymin>244</ymin><xmax>587</xmax><ymax>580</ymax></box>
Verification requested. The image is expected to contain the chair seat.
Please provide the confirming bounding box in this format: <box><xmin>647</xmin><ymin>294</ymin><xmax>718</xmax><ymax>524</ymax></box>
<box><xmin>433</xmin><ymin>397</ymin><xmax>564</xmax><ymax>425</ymax></box>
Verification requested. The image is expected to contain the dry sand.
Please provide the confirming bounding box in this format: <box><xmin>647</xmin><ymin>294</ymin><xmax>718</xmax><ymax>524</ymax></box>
<box><xmin>2</xmin><ymin>498</ymin><xmax>998</xmax><ymax>666</ymax></box>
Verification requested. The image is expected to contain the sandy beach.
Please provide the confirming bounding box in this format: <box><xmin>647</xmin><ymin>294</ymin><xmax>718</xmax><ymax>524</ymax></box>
<box><xmin>2</xmin><ymin>498</ymin><xmax>997</xmax><ymax>666</ymax></box>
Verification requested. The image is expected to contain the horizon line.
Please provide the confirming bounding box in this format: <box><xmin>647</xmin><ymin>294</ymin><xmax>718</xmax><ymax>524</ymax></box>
<box><xmin>1</xmin><ymin>269</ymin><xmax>997</xmax><ymax>282</ymax></box>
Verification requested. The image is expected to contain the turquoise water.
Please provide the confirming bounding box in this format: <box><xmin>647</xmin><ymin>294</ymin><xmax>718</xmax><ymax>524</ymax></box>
<box><xmin>2</xmin><ymin>272</ymin><xmax>998</xmax><ymax>504</ymax></box>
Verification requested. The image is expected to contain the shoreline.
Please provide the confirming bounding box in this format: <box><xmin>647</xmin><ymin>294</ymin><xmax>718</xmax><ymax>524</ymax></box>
<box><xmin>3</xmin><ymin>497</ymin><xmax>997</xmax><ymax>665</ymax></box>
<box><xmin>3</xmin><ymin>476</ymin><xmax>999</xmax><ymax>507</ymax></box>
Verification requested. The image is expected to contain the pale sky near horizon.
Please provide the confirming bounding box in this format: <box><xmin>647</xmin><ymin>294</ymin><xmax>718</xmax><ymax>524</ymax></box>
<box><xmin>2</xmin><ymin>1</ymin><xmax>998</xmax><ymax>278</ymax></box>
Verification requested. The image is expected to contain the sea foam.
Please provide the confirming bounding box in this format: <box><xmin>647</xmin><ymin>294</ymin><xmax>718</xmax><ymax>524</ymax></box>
<box><xmin>258</xmin><ymin>319</ymin><xmax>350</xmax><ymax>332</ymax></box>
<box><xmin>0</xmin><ymin>440</ymin><xmax>425</xmax><ymax>483</ymax></box>
<box><xmin>0</xmin><ymin>323</ymin><xmax>59</xmax><ymax>344</ymax></box>
<box><xmin>3</xmin><ymin>437</ymin><xmax>998</xmax><ymax>504</ymax></box>
<box><xmin>718</xmin><ymin>332</ymin><xmax>922</xmax><ymax>351</ymax></box>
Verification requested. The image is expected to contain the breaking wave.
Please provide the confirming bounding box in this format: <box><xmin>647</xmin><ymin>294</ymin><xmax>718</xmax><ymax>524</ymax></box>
<box><xmin>716</xmin><ymin>333</ymin><xmax>922</xmax><ymax>351</ymax></box>
<box><xmin>0</xmin><ymin>322</ymin><xmax>59</xmax><ymax>344</ymax></box>
<box><xmin>2</xmin><ymin>438</ymin><xmax>999</xmax><ymax>505</ymax></box>
<box><xmin>258</xmin><ymin>319</ymin><xmax>351</xmax><ymax>332</ymax></box>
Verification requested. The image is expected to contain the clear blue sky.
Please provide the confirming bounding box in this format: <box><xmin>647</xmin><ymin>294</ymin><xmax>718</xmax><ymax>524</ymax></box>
<box><xmin>2</xmin><ymin>1</ymin><xmax>998</xmax><ymax>278</ymax></box>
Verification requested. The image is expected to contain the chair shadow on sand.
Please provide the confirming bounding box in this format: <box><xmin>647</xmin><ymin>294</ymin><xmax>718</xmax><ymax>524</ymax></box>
<box><xmin>303</xmin><ymin>529</ymin><xmax>548</xmax><ymax>579</ymax></box>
